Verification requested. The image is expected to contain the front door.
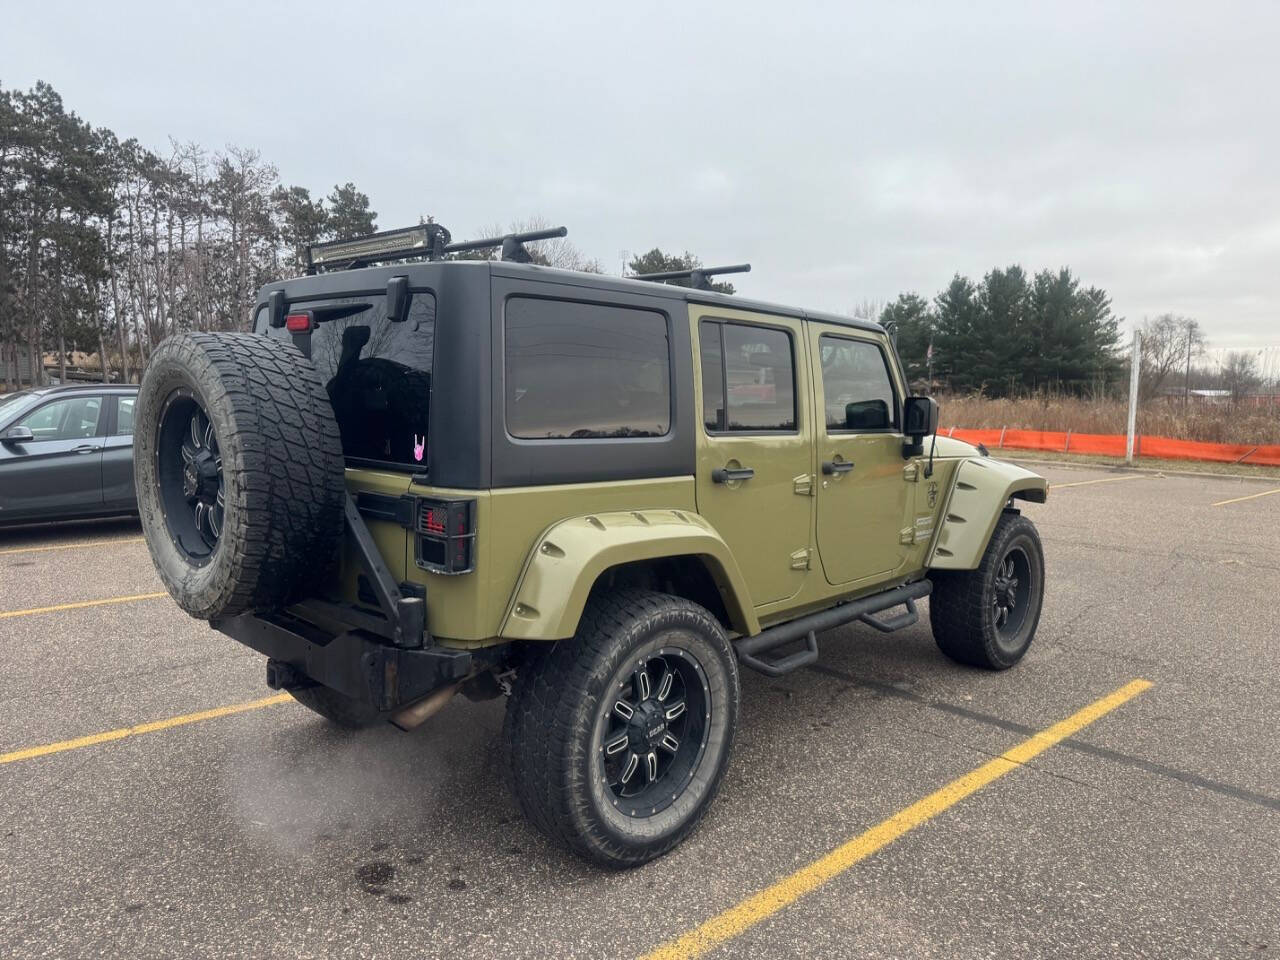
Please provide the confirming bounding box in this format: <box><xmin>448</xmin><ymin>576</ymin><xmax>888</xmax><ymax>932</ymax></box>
<box><xmin>693</xmin><ymin>309</ymin><xmax>813</xmax><ymax>607</ymax></box>
<box><xmin>809</xmin><ymin>325</ymin><xmax>911</xmax><ymax>586</ymax></box>
<box><xmin>0</xmin><ymin>394</ymin><xmax>106</xmax><ymax>521</ymax></box>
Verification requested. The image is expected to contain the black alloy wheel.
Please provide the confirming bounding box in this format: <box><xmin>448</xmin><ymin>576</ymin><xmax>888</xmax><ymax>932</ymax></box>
<box><xmin>991</xmin><ymin>545</ymin><xmax>1033</xmax><ymax>647</ymax></box>
<box><xmin>156</xmin><ymin>389</ymin><xmax>225</xmax><ymax>564</ymax></box>
<box><xmin>600</xmin><ymin>649</ymin><xmax>710</xmax><ymax>818</ymax></box>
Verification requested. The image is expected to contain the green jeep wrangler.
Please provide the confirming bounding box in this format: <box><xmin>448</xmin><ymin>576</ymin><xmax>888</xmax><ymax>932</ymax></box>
<box><xmin>134</xmin><ymin>224</ymin><xmax>1048</xmax><ymax>867</ymax></box>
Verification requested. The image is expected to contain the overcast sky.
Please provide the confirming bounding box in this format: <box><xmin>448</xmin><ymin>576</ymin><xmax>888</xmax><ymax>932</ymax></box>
<box><xmin>5</xmin><ymin>1</ymin><xmax>1278</xmax><ymax>346</ymax></box>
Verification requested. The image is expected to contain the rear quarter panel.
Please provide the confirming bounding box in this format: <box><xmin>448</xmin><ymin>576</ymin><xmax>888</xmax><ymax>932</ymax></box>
<box><xmin>404</xmin><ymin>476</ymin><xmax>697</xmax><ymax>645</ymax></box>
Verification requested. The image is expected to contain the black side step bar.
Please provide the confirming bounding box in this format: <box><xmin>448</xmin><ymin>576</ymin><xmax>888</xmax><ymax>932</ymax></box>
<box><xmin>734</xmin><ymin>580</ymin><xmax>933</xmax><ymax>678</ymax></box>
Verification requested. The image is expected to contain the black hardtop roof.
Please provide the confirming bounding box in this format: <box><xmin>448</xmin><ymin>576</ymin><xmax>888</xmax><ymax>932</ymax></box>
<box><xmin>261</xmin><ymin>260</ymin><xmax>885</xmax><ymax>336</ymax></box>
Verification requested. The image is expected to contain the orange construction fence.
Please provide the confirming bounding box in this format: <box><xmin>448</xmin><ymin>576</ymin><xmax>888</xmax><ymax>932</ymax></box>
<box><xmin>944</xmin><ymin>427</ymin><xmax>1280</xmax><ymax>468</ymax></box>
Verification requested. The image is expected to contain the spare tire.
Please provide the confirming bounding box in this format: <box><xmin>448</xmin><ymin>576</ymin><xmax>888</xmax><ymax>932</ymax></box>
<box><xmin>134</xmin><ymin>332</ymin><xmax>346</xmax><ymax>620</ymax></box>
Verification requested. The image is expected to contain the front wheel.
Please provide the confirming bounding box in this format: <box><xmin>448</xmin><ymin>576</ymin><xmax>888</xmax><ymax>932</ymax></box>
<box><xmin>929</xmin><ymin>512</ymin><xmax>1045</xmax><ymax>669</ymax></box>
<box><xmin>504</xmin><ymin>589</ymin><xmax>739</xmax><ymax>868</ymax></box>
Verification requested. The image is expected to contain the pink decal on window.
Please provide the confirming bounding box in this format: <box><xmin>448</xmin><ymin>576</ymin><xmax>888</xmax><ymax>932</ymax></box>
<box><xmin>413</xmin><ymin>435</ymin><xmax>425</xmax><ymax>462</ymax></box>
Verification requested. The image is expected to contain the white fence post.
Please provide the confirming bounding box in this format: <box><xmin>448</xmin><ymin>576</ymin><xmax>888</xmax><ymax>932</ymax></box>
<box><xmin>1126</xmin><ymin>329</ymin><xmax>1141</xmax><ymax>465</ymax></box>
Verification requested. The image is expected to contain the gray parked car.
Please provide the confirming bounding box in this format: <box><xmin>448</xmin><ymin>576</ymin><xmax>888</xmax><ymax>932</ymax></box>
<box><xmin>0</xmin><ymin>383</ymin><xmax>139</xmax><ymax>526</ymax></box>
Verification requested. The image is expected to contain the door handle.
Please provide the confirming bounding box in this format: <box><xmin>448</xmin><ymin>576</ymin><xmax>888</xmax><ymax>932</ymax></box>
<box><xmin>72</xmin><ymin>444</ymin><xmax>101</xmax><ymax>454</ymax></box>
<box><xmin>712</xmin><ymin>465</ymin><xmax>755</xmax><ymax>484</ymax></box>
<box><xmin>821</xmin><ymin>460</ymin><xmax>854</xmax><ymax>475</ymax></box>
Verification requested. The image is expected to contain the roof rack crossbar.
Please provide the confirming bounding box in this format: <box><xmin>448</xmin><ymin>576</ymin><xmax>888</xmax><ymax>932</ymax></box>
<box><xmin>635</xmin><ymin>263</ymin><xmax>750</xmax><ymax>291</ymax></box>
<box><xmin>444</xmin><ymin>226</ymin><xmax>567</xmax><ymax>263</ymax></box>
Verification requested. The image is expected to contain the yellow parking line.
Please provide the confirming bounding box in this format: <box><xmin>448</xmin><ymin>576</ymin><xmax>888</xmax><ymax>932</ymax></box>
<box><xmin>639</xmin><ymin>678</ymin><xmax>1153</xmax><ymax>960</ymax></box>
<box><xmin>0</xmin><ymin>536</ymin><xmax>145</xmax><ymax>557</ymax></box>
<box><xmin>0</xmin><ymin>693</ymin><xmax>292</xmax><ymax>766</ymax></box>
<box><xmin>0</xmin><ymin>592</ymin><xmax>168</xmax><ymax>620</ymax></box>
<box><xmin>1212</xmin><ymin>487</ymin><xmax>1280</xmax><ymax>507</ymax></box>
<box><xmin>1051</xmin><ymin>474</ymin><xmax>1145</xmax><ymax>489</ymax></box>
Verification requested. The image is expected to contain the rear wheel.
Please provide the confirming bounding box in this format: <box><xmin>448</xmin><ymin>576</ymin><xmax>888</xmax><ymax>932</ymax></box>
<box><xmin>930</xmin><ymin>512</ymin><xmax>1045</xmax><ymax>669</ymax></box>
<box><xmin>504</xmin><ymin>589</ymin><xmax>739</xmax><ymax>867</ymax></box>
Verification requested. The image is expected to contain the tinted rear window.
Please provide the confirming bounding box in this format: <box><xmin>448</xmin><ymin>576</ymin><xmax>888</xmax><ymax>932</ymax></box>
<box><xmin>504</xmin><ymin>297</ymin><xmax>671</xmax><ymax>439</ymax></box>
<box><xmin>262</xmin><ymin>293</ymin><xmax>435</xmax><ymax>469</ymax></box>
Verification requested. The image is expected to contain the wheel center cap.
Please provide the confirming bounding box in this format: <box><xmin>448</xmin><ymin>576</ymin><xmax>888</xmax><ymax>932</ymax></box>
<box><xmin>632</xmin><ymin>701</ymin><xmax>667</xmax><ymax>748</ymax></box>
<box><xmin>184</xmin><ymin>450</ymin><xmax>219</xmax><ymax>502</ymax></box>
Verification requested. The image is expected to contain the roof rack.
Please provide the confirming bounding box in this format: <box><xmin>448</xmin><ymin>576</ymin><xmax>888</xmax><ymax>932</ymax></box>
<box><xmin>634</xmin><ymin>263</ymin><xmax>750</xmax><ymax>291</ymax></box>
<box><xmin>304</xmin><ymin>224</ymin><xmax>569</xmax><ymax>274</ymax></box>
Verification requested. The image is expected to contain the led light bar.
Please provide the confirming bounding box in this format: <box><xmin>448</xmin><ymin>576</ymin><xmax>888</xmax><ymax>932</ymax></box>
<box><xmin>307</xmin><ymin>225</ymin><xmax>436</xmax><ymax>270</ymax></box>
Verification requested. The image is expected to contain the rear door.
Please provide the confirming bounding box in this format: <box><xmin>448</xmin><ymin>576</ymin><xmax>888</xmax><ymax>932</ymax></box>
<box><xmin>809</xmin><ymin>324</ymin><xmax>912</xmax><ymax>586</ymax></box>
<box><xmin>101</xmin><ymin>394</ymin><xmax>137</xmax><ymax>511</ymax></box>
<box><xmin>0</xmin><ymin>394</ymin><xmax>106</xmax><ymax>521</ymax></box>
<box><xmin>693</xmin><ymin>309</ymin><xmax>814</xmax><ymax>607</ymax></box>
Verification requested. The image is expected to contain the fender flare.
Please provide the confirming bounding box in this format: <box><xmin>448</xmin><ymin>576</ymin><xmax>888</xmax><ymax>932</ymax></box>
<box><xmin>927</xmin><ymin>458</ymin><xmax>1049</xmax><ymax>570</ymax></box>
<box><xmin>498</xmin><ymin>509</ymin><xmax>759</xmax><ymax>641</ymax></box>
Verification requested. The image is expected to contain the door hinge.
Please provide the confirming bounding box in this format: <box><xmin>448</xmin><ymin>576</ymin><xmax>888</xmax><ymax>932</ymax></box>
<box><xmin>789</xmin><ymin>547</ymin><xmax>811</xmax><ymax>570</ymax></box>
<box><xmin>903</xmin><ymin>462</ymin><xmax>920</xmax><ymax>482</ymax></box>
<box><xmin>793</xmin><ymin>473</ymin><xmax>815</xmax><ymax>496</ymax></box>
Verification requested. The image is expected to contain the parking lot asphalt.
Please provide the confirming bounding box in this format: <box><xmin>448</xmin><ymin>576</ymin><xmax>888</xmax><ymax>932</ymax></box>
<box><xmin>2</xmin><ymin>465</ymin><xmax>1277</xmax><ymax>959</ymax></box>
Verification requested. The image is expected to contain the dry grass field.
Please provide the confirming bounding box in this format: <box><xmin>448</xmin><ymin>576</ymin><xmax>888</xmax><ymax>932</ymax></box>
<box><xmin>938</xmin><ymin>394</ymin><xmax>1280</xmax><ymax>444</ymax></box>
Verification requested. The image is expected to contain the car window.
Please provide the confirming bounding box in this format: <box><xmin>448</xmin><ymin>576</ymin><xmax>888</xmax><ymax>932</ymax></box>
<box><xmin>17</xmin><ymin>396</ymin><xmax>102</xmax><ymax>441</ymax></box>
<box><xmin>263</xmin><ymin>294</ymin><xmax>436</xmax><ymax>468</ymax></box>
<box><xmin>115</xmin><ymin>397</ymin><xmax>136</xmax><ymax>436</ymax></box>
<box><xmin>505</xmin><ymin>297</ymin><xmax>671</xmax><ymax>439</ymax></box>
<box><xmin>699</xmin><ymin>320</ymin><xmax>796</xmax><ymax>432</ymax></box>
<box><xmin>818</xmin><ymin>336</ymin><xmax>898</xmax><ymax>432</ymax></box>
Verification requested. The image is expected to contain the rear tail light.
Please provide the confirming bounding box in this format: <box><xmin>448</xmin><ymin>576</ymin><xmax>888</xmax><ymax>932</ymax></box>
<box><xmin>415</xmin><ymin>498</ymin><xmax>476</xmax><ymax>574</ymax></box>
<box><xmin>285</xmin><ymin>312</ymin><xmax>313</xmax><ymax>333</ymax></box>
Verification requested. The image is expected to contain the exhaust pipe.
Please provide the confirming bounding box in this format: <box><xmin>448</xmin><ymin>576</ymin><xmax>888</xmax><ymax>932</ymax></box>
<box><xmin>389</xmin><ymin>682</ymin><xmax>461</xmax><ymax>732</ymax></box>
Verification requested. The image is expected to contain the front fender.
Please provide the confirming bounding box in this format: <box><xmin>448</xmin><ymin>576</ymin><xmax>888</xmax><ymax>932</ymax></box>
<box><xmin>928</xmin><ymin>458</ymin><xmax>1048</xmax><ymax>570</ymax></box>
<box><xmin>499</xmin><ymin>509</ymin><xmax>758</xmax><ymax>641</ymax></box>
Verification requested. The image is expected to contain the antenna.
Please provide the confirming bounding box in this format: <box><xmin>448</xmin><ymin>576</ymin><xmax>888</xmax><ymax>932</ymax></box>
<box><xmin>635</xmin><ymin>263</ymin><xmax>751</xmax><ymax>291</ymax></box>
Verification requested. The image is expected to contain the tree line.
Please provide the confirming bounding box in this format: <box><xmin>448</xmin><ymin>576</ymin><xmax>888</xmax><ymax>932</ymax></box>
<box><xmin>0</xmin><ymin>81</ymin><xmax>606</xmax><ymax>389</ymax></box>
<box><xmin>877</xmin><ymin>266</ymin><xmax>1124</xmax><ymax>397</ymax></box>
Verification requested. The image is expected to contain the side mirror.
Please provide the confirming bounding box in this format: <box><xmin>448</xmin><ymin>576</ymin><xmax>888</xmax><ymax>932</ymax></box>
<box><xmin>2</xmin><ymin>425</ymin><xmax>34</xmax><ymax>445</ymax></box>
<box><xmin>901</xmin><ymin>396</ymin><xmax>939</xmax><ymax>457</ymax></box>
<box><xmin>844</xmin><ymin>399</ymin><xmax>890</xmax><ymax>431</ymax></box>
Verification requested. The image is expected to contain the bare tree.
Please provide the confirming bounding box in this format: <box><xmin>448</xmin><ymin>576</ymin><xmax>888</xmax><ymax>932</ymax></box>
<box><xmin>1138</xmin><ymin>314</ymin><xmax>1202</xmax><ymax>402</ymax></box>
<box><xmin>1220</xmin><ymin>350</ymin><xmax>1261</xmax><ymax>404</ymax></box>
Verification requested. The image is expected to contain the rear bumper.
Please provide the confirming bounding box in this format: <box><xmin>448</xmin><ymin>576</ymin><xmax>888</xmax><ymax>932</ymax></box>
<box><xmin>211</xmin><ymin>609</ymin><xmax>476</xmax><ymax>711</ymax></box>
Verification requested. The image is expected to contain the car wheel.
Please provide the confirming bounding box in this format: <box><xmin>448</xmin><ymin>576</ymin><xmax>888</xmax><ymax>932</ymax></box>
<box><xmin>929</xmin><ymin>512</ymin><xmax>1045</xmax><ymax>669</ymax></box>
<box><xmin>504</xmin><ymin>589</ymin><xmax>740</xmax><ymax>868</ymax></box>
<box><xmin>134</xmin><ymin>333</ymin><xmax>345</xmax><ymax>620</ymax></box>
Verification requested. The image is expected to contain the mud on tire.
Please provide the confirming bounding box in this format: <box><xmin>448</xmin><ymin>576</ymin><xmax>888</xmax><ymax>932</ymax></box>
<box><xmin>134</xmin><ymin>333</ymin><xmax>346</xmax><ymax>621</ymax></box>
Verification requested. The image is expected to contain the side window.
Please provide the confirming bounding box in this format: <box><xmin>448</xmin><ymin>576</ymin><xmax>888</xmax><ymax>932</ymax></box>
<box><xmin>115</xmin><ymin>397</ymin><xmax>136</xmax><ymax>436</ymax></box>
<box><xmin>819</xmin><ymin>336</ymin><xmax>898</xmax><ymax>432</ymax></box>
<box><xmin>17</xmin><ymin>396</ymin><xmax>102</xmax><ymax>441</ymax></box>
<box><xmin>699</xmin><ymin>320</ymin><xmax>796</xmax><ymax>432</ymax></box>
<box><xmin>505</xmin><ymin>297</ymin><xmax>671</xmax><ymax>439</ymax></box>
